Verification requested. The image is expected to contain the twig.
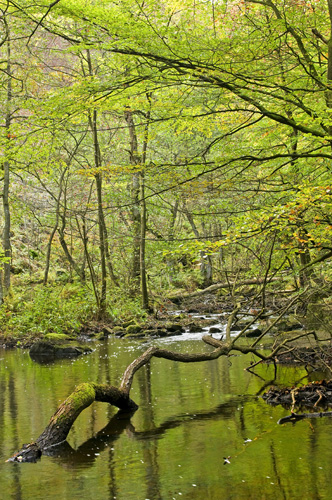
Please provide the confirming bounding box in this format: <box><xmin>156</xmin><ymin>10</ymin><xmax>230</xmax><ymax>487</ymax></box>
<box><xmin>314</xmin><ymin>390</ymin><xmax>324</xmax><ymax>408</ymax></box>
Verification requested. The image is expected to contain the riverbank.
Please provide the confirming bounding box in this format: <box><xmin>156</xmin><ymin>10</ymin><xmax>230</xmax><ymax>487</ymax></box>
<box><xmin>0</xmin><ymin>280</ymin><xmax>330</xmax><ymax>369</ymax></box>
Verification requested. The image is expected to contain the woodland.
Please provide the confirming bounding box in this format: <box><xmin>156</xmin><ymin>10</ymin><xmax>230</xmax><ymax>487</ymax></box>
<box><xmin>1</xmin><ymin>0</ymin><xmax>332</xmax><ymax>462</ymax></box>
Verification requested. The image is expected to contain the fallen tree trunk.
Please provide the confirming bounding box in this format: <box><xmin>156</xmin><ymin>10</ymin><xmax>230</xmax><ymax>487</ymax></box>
<box><xmin>7</xmin><ymin>337</ymin><xmax>260</xmax><ymax>463</ymax></box>
<box><xmin>167</xmin><ymin>277</ymin><xmax>279</xmax><ymax>301</ymax></box>
<box><xmin>7</xmin><ymin>383</ymin><xmax>138</xmax><ymax>462</ymax></box>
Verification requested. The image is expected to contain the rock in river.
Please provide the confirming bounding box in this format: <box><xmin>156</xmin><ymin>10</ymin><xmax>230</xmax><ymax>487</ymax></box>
<box><xmin>30</xmin><ymin>341</ymin><xmax>92</xmax><ymax>362</ymax></box>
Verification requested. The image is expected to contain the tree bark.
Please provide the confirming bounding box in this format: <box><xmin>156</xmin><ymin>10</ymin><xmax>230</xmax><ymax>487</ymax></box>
<box><xmin>7</xmin><ymin>383</ymin><xmax>138</xmax><ymax>463</ymax></box>
<box><xmin>140</xmin><ymin>95</ymin><xmax>151</xmax><ymax>310</ymax></box>
<box><xmin>327</xmin><ymin>0</ymin><xmax>332</xmax><ymax>109</ymax></box>
<box><xmin>124</xmin><ymin>99</ymin><xmax>151</xmax><ymax>309</ymax></box>
<box><xmin>2</xmin><ymin>17</ymin><xmax>12</xmax><ymax>297</ymax></box>
<box><xmin>43</xmin><ymin>167</ymin><xmax>67</xmax><ymax>285</ymax></box>
<box><xmin>183</xmin><ymin>208</ymin><xmax>213</xmax><ymax>288</ymax></box>
<box><xmin>58</xmin><ymin>215</ymin><xmax>85</xmax><ymax>281</ymax></box>
<box><xmin>140</xmin><ymin>170</ymin><xmax>149</xmax><ymax>309</ymax></box>
<box><xmin>87</xmin><ymin>96</ymin><xmax>107</xmax><ymax>315</ymax></box>
<box><xmin>124</xmin><ymin>108</ymin><xmax>141</xmax><ymax>286</ymax></box>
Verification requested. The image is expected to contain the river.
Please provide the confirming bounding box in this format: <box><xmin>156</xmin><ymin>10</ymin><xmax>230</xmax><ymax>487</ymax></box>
<box><xmin>1</xmin><ymin>332</ymin><xmax>332</xmax><ymax>500</ymax></box>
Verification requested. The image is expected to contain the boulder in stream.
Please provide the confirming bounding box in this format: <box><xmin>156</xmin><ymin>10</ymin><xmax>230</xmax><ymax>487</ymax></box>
<box><xmin>244</xmin><ymin>328</ymin><xmax>262</xmax><ymax>338</ymax></box>
<box><xmin>29</xmin><ymin>341</ymin><xmax>92</xmax><ymax>362</ymax></box>
<box><xmin>209</xmin><ymin>327</ymin><xmax>222</xmax><ymax>334</ymax></box>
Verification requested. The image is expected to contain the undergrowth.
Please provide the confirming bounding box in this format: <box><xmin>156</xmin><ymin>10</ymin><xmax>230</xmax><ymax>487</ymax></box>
<box><xmin>0</xmin><ymin>280</ymin><xmax>149</xmax><ymax>338</ymax></box>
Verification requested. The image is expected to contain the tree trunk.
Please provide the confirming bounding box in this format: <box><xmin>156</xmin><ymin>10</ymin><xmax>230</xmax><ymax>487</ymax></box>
<box><xmin>124</xmin><ymin>99</ymin><xmax>151</xmax><ymax>308</ymax></box>
<box><xmin>43</xmin><ymin>167</ymin><xmax>67</xmax><ymax>285</ymax></box>
<box><xmin>140</xmin><ymin>170</ymin><xmax>149</xmax><ymax>309</ymax></box>
<box><xmin>165</xmin><ymin>199</ymin><xmax>179</xmax><ymax>282</ymax></box>
<box><xmin>58</xmin><ymin>213</ymin><xmax>85</xmax><ymax>281</ymax></box>
<box><xmin>78</xmin><ymin>216</ymin><xmax>100</xmax><ymax>311</ymax></box>
<box><xmin>124</xmin><ymin>107</ymin><xmax>141</xmax><ymax>287</ymax></box>
<box><xmin>87</xmin><ymin>96</ymin><xmax>107</xmax><ymax>316</ymax></box>
<box><xmin>7</xmin><ymin>339</ymin><xmax>231</xmax><ymax>462</ymax></box>
<box><xmin>184</xmin><ymin>208</ymin><xmax>213</xmax><ymax>287</ymax></box>
<box><xmin>140</xmin><ymin>96</ymin><xmax>151</xmax><ymax>310</ymax></box>
<box><xmin>168</xmin><ymin>277</ymin><xmax>279</xmax><ymax>301</ymax></box>
<box><xmin>327</xmin><ymin>0</ymin><xmax>332</xmax><ymax>111</ymax></box>
<box><xmin>95</xmin><ymin>172</ymin><xmax>107</xmax><ymax>316</ymax></box>
<box><xmin>86</xmin><ymin>49</ymin><xmax>119</xmax><ymax>313</ymax></box>
<box><xmin>2</xmin><ymin>18</ymin><xmax>12</xmax><ymax>297</ymax></box>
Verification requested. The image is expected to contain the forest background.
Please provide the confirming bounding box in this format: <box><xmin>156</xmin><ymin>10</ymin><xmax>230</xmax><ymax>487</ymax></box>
<box><xmin>0</xmin><ymin>0</ymin><xmax>331</xmax><ymax>342</ymax></box>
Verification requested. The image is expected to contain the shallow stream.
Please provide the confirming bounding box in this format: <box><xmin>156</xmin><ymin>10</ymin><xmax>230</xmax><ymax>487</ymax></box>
<box><xmin>1</xmin><ymin>331</ymin><xmax>332</xmax><ymax>500</ymax></box>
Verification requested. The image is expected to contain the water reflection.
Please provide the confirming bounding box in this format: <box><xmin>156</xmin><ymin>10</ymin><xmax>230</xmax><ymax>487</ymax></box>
<box><xmin>1</xmin><ymin>339</ymin><xmax>332</xmax><ymax>500</ymax></box>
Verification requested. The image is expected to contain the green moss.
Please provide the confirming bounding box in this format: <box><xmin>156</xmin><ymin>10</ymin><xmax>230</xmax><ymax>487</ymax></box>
<box><xmin>71</xmin><ymin>383</ymin><xmax>96</xmax><ymax>408</ymax></box>
<box><xmin>44</xmin><ymin>333</ymin><xmax>69</xmax><ymax>342</ymax></box>
<box><xmin>56</xmin><ymin>383</ymin><xmax>96</xmax><ymax>424</ymax></box>
<box><xmin>113</xmin><ymin>326</ymin><xmax>125</xmax><ymax>334</ymax></box>
<box><xmin>126</xmin><ymin>324</ymin><xmax>142</xmax><ymax>334</ymax></box>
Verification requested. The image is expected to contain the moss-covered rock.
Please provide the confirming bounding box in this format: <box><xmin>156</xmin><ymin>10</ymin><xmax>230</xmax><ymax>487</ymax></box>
<box><xmin>102</xmin><ymin>326</ymin><xmax>113</xmax><ymax>336</ymax></box>
<box><xmin>121</xmin><ymin>320</ymin><xmax>136</xmax><ymax>328</ymax></box>
<box><xmin>244</xmin><ymin>328</ymin><xmax>262</xmax><ymax>338</ymax></box>
<box><xmin>153</xmin><ymin>329</ymin><xmax>168</xmax><ymax>337</ymax></box>
<box><xmin>164</xmin><ymin>323</ymin><xmax>185</xmax><ymax>334</ymax></box>
<box><xmin>29</xmin><ymin>341</ymin><xmax>92</xmax><ymax>360</ymax></box>
<box><xmin>188</xmin><ymin>323</ymin><xmax>203</xmax><ymax>333</ymax></box>
<box><xmin>96</xmin><ymin>331</ymin><xmax>108</xmax><ymax>340</ymax></box>
<box><xmin>209</xmin><ymin>326</ymin><xmax>222</xmax><ymax>334</ymax></box>
<box><xmin>126</xmin><ymin>324</ymin><xmax>142</xmax><ymax>335</ymax></box>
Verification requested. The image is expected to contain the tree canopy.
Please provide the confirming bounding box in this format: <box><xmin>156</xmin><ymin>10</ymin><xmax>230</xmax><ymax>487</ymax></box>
<box><xmin>0</xmin><ymin>0</ymin><xmax>331</xmax><ymax>331</ymax></box>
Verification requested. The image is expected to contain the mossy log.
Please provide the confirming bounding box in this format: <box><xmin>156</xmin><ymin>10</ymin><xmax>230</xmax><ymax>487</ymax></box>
<box><xmin>7</xmin><ymin>383</ymin><xmax>138</xmax><ymax>463</ymax></box>
<box><xmin>7</xmin><ymin>336</ymin><xmax>244</xmax><ymax>463</ymax></box>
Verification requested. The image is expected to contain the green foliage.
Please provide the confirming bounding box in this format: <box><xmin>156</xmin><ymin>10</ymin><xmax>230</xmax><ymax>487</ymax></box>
<box><xmin>1</xmin><ymin>0</ymin><xmax>332</xmax><ymax>338</ymax></box>
<box><xmin>108</xmin><ymin>284</ymin><xmax>149</xmax><ymax>323</ymax></box>
<box><xmin>0</xmin><ymin>284</ymin><xmax>97</xmax><ymax>337</ymax></box>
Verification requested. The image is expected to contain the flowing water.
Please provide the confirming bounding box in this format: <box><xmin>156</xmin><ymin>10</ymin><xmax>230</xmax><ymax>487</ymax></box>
<box><xmin>1</xmin><ymin>330</ymin><xmax>332</xmax><ymax>500</ymax></box>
